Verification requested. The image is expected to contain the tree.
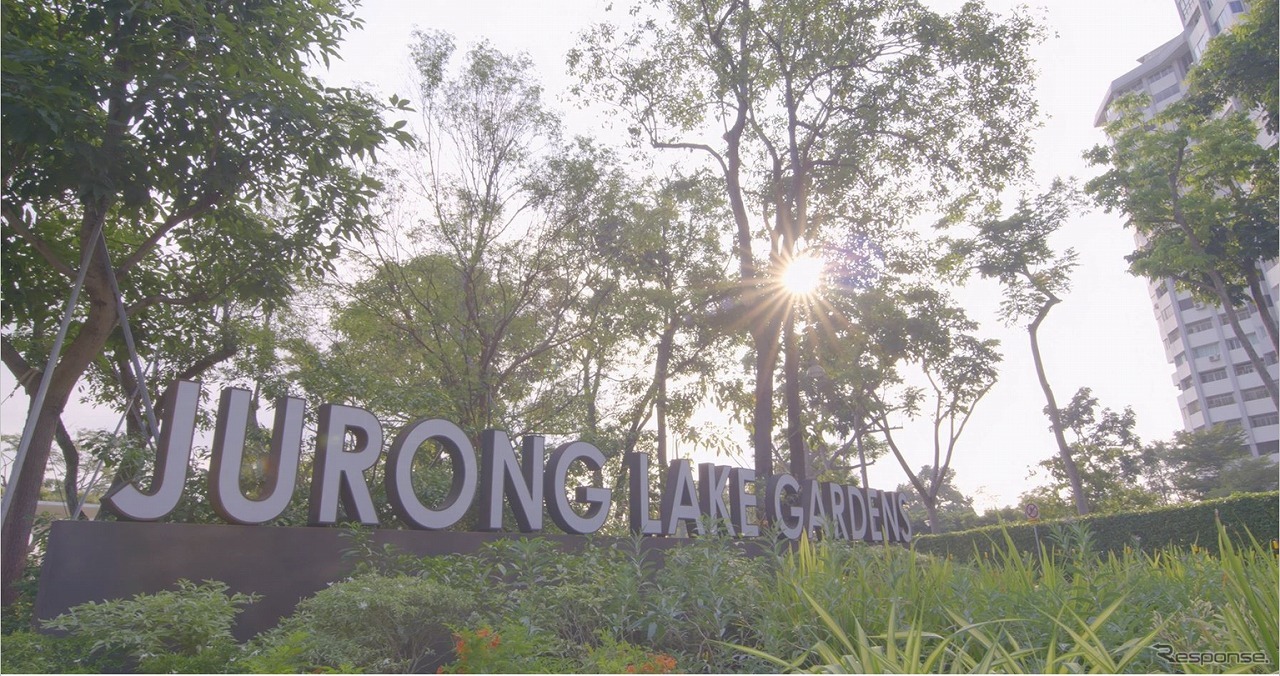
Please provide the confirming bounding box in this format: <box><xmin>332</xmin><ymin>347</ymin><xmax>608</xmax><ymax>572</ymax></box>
<box><xmin>571</xmin><ymin>0</ymin><xmax>1042</xmax><ymax>479</ymax></box>
<box><xmin>290</xmin><ymin>33</ymin><xmax>606</xmax><ymax>437</ymax></box>
<box><xmin>0</xmin><ymin>0</ymin><xmax>411</xmax><ymax>604</ymax></box>
<box><xmin>895</xmin><ymin>465</ymin><xmax>978</xmax><ymax>534</ymax></box>
<box><xmin>1087</xmin><ymin>98</ymin><xmax>1279</xmax><ymax>406</ymax></box>
<box><xmin>944</xmin><ymin>182</ymin><xmax>1093</xmax><ymax>514</ymax></box>
<box><xmin>867</xmin><ymin>287</ymin><xmax>1000</xmax><ymax>535</ymax></box>
<box><xmin>1185</xmin><ymin>0</ymin><xmax>1278</xmax><ymax>135</ymax></box>
<box><xmin>1025</xmin><ymin>388</ymin><xmax>1164</xmax><ymax>515</ymax></box>
<box><xmin>1150</xmin><ymin>425</ymin><xmax>1279</xmax><ymax>500</ymax></box>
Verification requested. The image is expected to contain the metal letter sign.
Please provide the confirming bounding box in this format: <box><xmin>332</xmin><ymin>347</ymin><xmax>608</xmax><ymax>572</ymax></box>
<box><xmin>102</xmin><ymin>381</ymin><xmax>200</xmax><ymax>520</ymax></box>
<box><xmin>386</xmin><ymin>419</ymin><xmax>476</xmax><ymax>530</ymax></box>
<box><xmin>209</xmin><ymin>389</ymin><xmax>304</xmax><ymax>525</ymax></box>
<box><xmin>104</xmin><ymin>380</ymin><xmax>915</xmax><ymax>544</ymax></box>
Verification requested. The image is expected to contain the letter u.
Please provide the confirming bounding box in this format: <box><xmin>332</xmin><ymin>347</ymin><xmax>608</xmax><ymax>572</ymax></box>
<box><xmin>209</xmin><ymin>388</ymin><xmax>304</xmax><ymax>525</ymax></box>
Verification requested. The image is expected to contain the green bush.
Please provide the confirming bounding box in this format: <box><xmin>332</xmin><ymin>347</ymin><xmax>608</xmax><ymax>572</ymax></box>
<box><xmin>40</xmin><ymin>579</ymin><xmax>255</xmax><ymax>672</ymax></box>
<box><xmin>439</xmin><ymin>622</ymin><xmax>572</xmax><ymax>673</ymax></box>
<box><xmin>269</xmin><ymin>573</ymin><xmax>475</xmax><ymax>673</ymax></box>
<box><xmin>913</xmin><ymin>491</ymin><xmax>1279</xmax><ymax>561</ymax></box>
<box><xmin>0</xmin><ymin>630</ymin><xmax>125</xmax><ymax>673</ymax></box>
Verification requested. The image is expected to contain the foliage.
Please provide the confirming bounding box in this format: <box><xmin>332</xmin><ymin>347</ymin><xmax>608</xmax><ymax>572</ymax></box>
<box><xmin>0</xmin><ymin>0</ymin><xmax>412</xmax><ymax>603</ymax></box>
<box><xmin>338</xmin><ymin>533</ymin><xmax>772</xmax><ymax>672</ymax></box>
<box><xmin>896</xmin><ymin>466</ymin><xmax>979</xmax><ymax>534</ymax></box>
<box><xmin>914</xmin><ymin>490</ymin><xmax>1279</xmax><ymax>560</ymax></box>
<box><xmin>1185</xmin><ymin>0</ymin><xmax>1278</xmax><ymax>135</ymax></box>
<box><xmin>942</xmin><ymin>181</ymin><xmax>1093</xmax><ymax>515</ymax></box>
<box><xmin>269</xmin><ymin>573</ymin><xmax>475</xmax><ymax>673</ymax></box>
<box><xmin>582</xmin><ymin>632</ymin><xmax>680</xmax><ymax>674</ymax></box>
<box><xmin>0</xmin><ymin>630</ymin><xmax>124</xmax><ymax>673</ymax></box>
<box><xmin>1086</xmin><ymin>91</ymin><xmax>1279</xmax><ymax>406</ymax></box>
<box><xmin>1025</xmin><ymin>387</ymin><xmax>1164</xmax><ymax>515</ymax></box>
<box><xmin>15</xmin><ymin>515</ymin><xmax>1280</xmax><ymax>673</ymax></box>
<box><xmin>1149</xmin><ymin>425</ymin><xmax>1280</xmax><ymax>500</ymax></box>
<box><xmin>571</xmin><ymin>0</ymin><xmax>1045</xmax><ymax>476</ymax></box>
<box><xmin>440</xmin><ymin>623</ymin><xmax>573</xmax><ymax>674</ymax></box>
<box><xmin>738</xmin><ymin>521</ymin><xmax>1277</xmax><ymax>673</ymax></box>
<box><xmin>40</xmin><ymin>579</ymin><xmax>255</xmax><ymax>671</ymax></box>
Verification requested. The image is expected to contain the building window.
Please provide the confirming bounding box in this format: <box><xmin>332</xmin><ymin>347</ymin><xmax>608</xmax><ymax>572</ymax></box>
<box><xmin>1185</xmin><ymin>318</ymin><xmax>1214</xmax><ymax>334</ymax></box>
<box><xmin>1162</xmin><ymin>306</ymin><xmax>1174</xmax><ymax>320</ymax></box>
<box><xmin>1176</xmin><ymin>0</ymin><xmax>1197</xmax><ymax>21</ymax></box>
<box><xmin>1148</xmin><ymin>65</ymin><xmax>1175</xmax><ymax>83</ymax></box>
<box><xmin>1175</xmin><ymin>352</ymin><xmax>1187</xmax><ymax>366</ymax></box>
<box><xmin>1186</xmin><ymin>400</ymin><xmax>1201</xmax><ymax>415</ymax></box>
<box><xmin>1220</xmin><ymin>306</ymin><xmax>1252</xmax><ymax>324</ymax></box>
<box><xmin>1250</xmin><ymin>412</ymin><xmax>1280</xmax><ymax>427</ymax></box>
<box><xmin>1167</xmin><ymin>328</ymin><xmax>1181</xmax><ymax>345</ymax></box>
<box><xmin>1154</xmin><ymin>84</ymin><xmax>1182</xmax><ymax>103</ymax></box>
<box><xmin>1155</xmin><ymin>284</ymin><xmax>1168</xmax><ymax>298</ymax></box>
<box><xmin>1268</xmin><ymin>352</ymin><xmax>1278</xmax><ymax>365</ymax></box>
<box><xmin>1216</xmin><ymin>418</ymin><xmax>1243</xmax><ymax>430</ymax></box>
<box><xmin>1180</xmin><ymin>375</ymin><xmax>1194</xmax><ymax>391</ymax></box>
<box><xmin>1235</xmin><ymin>362</ymin><xmax>1255</xmax><ymax>376</ymax></box>
<box><xmin>1199</xmin><ymin>368</ymin><xmax>1228</xmax><ymax>383</ymax></box>
<box><xmin>1226</xmin><ymin>332</ymin><xmax>1259</xmax><ymax>350</ymax></box>
<box><xmin>1178</xmin><ymin>297</ymin><xmax>1196</xmax><ymax>310</ymax></box>
<box><xmin>1206</xmin><ymin>392</ymin><xmax>1237</xmax><ymax>408</ymax></box>
<box><xmin>1194</xmin><ymin>32</ymin><xmax>1211</xmax><ymax>59</ymax></box>
<box><xmin>1228</xmin><ymin>0</ymin><xmax>1245</xmax><ymax>13</ymax></box>
<box><xmin>1243</xmin><ymin>386</ymin><xmax>1270</xmax><ymax>401</ymax></box>
<box><xmin>1192</xmin><ymin>343</ymin><xmax>1222</xmax><ymax>359</ymax></box>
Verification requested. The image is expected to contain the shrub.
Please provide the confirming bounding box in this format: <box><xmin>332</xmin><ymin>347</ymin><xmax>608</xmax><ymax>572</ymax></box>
<box><xmin>0</xmin><ymin>630</ymin><xmax>125</xmax><ymax>673</ymax></box>
<box><xmin>439</xmin><ymin>623</ymin><xmax>572</xmax><ymax>673</ymax></box>
<box><xmin>40</xmin><ymin>579</ymin><xmax>255</xmax><ymax>671</ymax></box>
<box><xmin>581</xmin><ymin>633</ymin><xmax>679</xmax><ymax>674</ymax></box>
<box><xmin>271</xmin><ymin>573</ymin><xmax>475</xmax><ymax>673</ymax></box>
<box><xmin>913</xmin><ymin>491</ymin><xmax>1279</xmax><ymax>560</ymax></box>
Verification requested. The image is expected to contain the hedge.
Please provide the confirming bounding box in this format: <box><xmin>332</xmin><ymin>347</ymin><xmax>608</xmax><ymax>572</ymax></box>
<box><xmin>913</xmin><ymin>491</ymin><xmax>1279</xmax><ymax>561</ymax></box>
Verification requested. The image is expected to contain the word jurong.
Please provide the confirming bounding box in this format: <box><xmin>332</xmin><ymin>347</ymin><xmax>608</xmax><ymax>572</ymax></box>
<box><xmin>104</xmin><ymin>381</ymin><xmax>913</xmax><ymax>543</ymax></box>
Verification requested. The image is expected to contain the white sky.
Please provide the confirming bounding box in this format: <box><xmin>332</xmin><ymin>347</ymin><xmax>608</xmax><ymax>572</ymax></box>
<box><xmin>1</xmin><ymin>0</ymin><xmax>1190</xmax><ymax>512</ymax></box>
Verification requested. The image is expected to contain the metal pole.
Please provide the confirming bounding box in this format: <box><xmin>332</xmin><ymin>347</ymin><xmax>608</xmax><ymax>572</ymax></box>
<box><xmin>98</xmin><ymin>234</ymin><xmax>161</xmax><ymax>445</ymax></box>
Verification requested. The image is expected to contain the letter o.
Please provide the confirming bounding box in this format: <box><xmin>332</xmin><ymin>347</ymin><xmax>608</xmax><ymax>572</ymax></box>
<box><xmin>386</xmin><ymin>419</ymin><xmax>476</xmax><ymax>529</ymax></box>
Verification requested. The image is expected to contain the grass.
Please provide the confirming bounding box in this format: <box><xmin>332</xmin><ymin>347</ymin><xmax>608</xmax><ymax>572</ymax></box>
<box><xmin>738</xmin><ymin>521</ymin><xmax>1278</xmax><ymax>673</ymax></box>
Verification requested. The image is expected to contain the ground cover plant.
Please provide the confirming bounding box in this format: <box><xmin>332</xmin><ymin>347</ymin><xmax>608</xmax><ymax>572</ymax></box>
<box><xmin>3</xmin><ymin>519</ymin><xmax>1276</xmax><ymax>673</ymax></box>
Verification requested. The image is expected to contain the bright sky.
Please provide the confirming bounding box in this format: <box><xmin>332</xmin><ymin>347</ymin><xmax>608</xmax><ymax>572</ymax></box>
<box><xmin>0</xmin><ymin>0</ymin><xmax>1190</xmax><ymax>512</ymax></box>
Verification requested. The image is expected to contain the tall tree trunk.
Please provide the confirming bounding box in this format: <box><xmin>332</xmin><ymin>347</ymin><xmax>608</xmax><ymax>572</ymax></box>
<box><xmin>1028</xmin><ymin>300</ymin><xmax>1090</xmax><ymax>516</ymax></box>
<box><xmin>1</xmin><ymin>339</ymin><xmax>83</xmax><ymax>519</ymax></box>
<box><xmin>925</xmin><ymin>500</ymin><xmax>941</xmax><ymax>536</ymax></box>
<box><xmin>1167</xmin><ymin>163</ymin><xmax>1279</xmax><ymax>406</ymax></box>
<box><xmin>655</xmin><ymin>319</ymin><xmax>675</xmax><ymax>469</ymax></box>
<box><xmin>783</xmin><ymin>306</ymin><xmax>805</xmax><ymax>479</ymax></box>
<box><xmin>1</xmin><ymin>309</ymin><xmax>116</xmax><ymax>605</ymax></box>
<box><xmin>752</xmin><ymin>317</ymin><xmax>781</xmax><ymax>479</ymax></box>
<box><xmin>1</xmin><ymin>208</ymin><xmax>118</xmax><ymax>607</ymax></box>
<box><xmin>1243</xmin><ymin>264</ymin><xmax>1279</xmax><ymax>356</ymax></box>
<box><xmin>1211</xmin><ymin>269</ymin><xmax>1279</xmax><ymax>406</ymax></box>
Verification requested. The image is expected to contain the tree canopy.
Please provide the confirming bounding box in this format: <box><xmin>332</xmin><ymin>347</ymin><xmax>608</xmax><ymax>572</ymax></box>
<box><xmin>0</xmin><ymin>0</ymin><xmax>411</xmax><ymax>604</ymax></box>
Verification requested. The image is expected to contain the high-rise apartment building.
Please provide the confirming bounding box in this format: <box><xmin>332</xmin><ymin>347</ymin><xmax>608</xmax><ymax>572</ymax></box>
<box><xmin>1095</xmin><ymin>0</ymin><xmax>1280</xmax><ymax>458</ymax></box>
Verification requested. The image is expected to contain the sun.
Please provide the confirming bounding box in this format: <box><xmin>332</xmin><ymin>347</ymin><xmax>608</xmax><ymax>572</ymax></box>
<box><xmin>781</xmin><ymin>253</ymin><xmax>823</xmax><ymax>296</ymax></box>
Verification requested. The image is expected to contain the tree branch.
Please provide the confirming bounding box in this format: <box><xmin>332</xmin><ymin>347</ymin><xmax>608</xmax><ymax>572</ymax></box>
<box><xmin>1</xmin><ymin>203</ymin><xmax>76</xmax><ymax>278</ymax></box>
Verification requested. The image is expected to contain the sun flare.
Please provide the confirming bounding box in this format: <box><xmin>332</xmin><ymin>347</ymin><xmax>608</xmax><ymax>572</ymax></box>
<box><xmin>781</xmin><ymin>254</ymin><xmax>823</xmax><ymax>296</ymax></box>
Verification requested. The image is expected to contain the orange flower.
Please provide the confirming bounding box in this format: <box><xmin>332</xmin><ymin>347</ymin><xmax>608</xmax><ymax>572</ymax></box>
<box><xmin>625</xmin><ymin>666</ymin><xmax>636</xmax><ymax>673</ymax></box>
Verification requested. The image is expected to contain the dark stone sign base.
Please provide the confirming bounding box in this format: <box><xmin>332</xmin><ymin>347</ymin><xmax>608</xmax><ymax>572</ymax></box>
<box><xmin>35</xmin><ymin>520</ymin><xmax>756</xmax><ymax>641</ymax></box>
